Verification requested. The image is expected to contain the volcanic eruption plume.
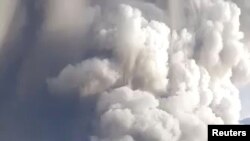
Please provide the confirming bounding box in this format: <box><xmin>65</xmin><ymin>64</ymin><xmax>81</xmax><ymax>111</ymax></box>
<box><xmin>0</xmin><ymin>0</ymin><xmax>250</xmax><ymax>141</ymax></box>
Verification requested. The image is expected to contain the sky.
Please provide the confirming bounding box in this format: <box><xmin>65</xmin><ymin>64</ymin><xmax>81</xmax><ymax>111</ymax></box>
<box><xmin>240</xmin><ymin>85</ymin><xmax>250</xmax><ymax>119</ymax></box>
<box><xmin>0</xmin><ymin>0</ymin><xmax>250</xmax><ymax>141</ymax></box>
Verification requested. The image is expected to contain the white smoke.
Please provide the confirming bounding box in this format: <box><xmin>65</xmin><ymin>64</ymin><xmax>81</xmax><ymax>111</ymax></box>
<box><xmin>48</xmin><ymin>58</ymin><xmax>120</xmax><ymax>96</ymax></box>
<box><xmin>92</xmin><ymin>86</ymin><xmax>181</xmax><ymax>141</ymax></box>
<box><xmin>0</xmin><ymin>0</ymin><xmax>250</xmax><ymax>141</ymax></box>
<box><xmin>46</xmin><ymin>0</ymin><xmax>250</xmax><ymax>140</ymax></box>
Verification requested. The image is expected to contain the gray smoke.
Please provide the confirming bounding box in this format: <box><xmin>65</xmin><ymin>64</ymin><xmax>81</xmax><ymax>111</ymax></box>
<box><xmin>0</xmin><ymin>0</ymin><xmax>250</xmax><ymax>141</ymax></box>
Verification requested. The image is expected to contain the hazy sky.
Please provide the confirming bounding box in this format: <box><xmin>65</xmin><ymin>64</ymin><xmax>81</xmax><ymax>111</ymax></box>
<box><xmin>240</xmin><ymin>86</ymin><xmax>250</xmax><ymax>119</ymax></box>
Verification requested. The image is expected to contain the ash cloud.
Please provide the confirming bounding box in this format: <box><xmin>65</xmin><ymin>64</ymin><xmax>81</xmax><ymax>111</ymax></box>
<box><xmin>0</xmin><ymin>0</ymin><xmax>250</xmax><ymax>141</ymax></box>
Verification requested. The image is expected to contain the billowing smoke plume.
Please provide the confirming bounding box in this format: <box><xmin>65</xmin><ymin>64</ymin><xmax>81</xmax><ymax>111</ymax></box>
<box><xmin>0</xmin><ymin>0</ymin><xmax>250</xmax><ymax>141</ymax></box>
